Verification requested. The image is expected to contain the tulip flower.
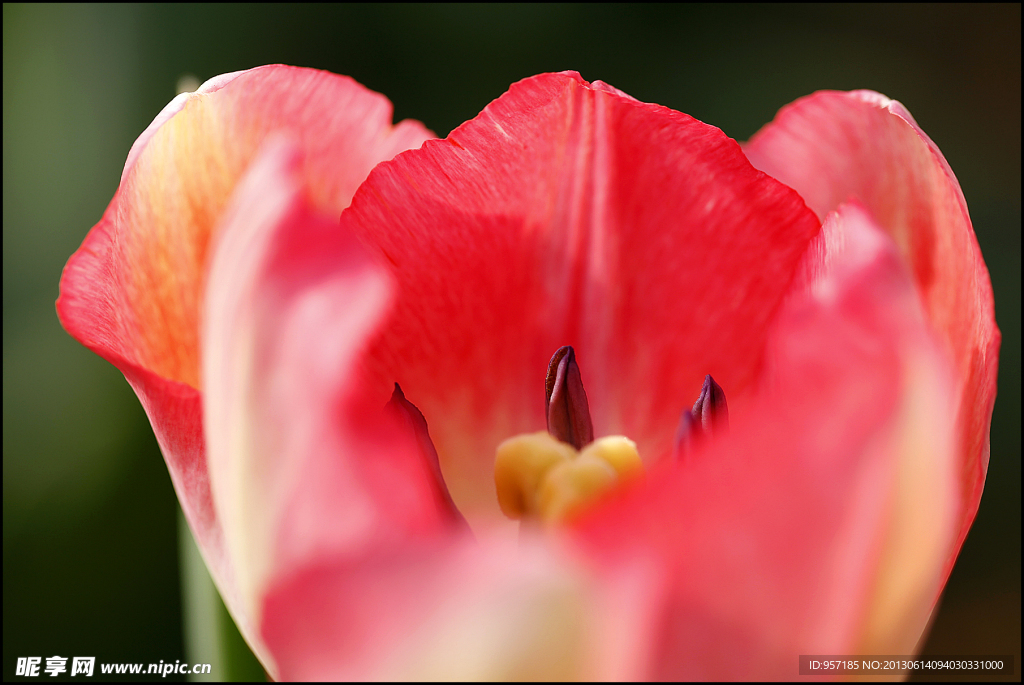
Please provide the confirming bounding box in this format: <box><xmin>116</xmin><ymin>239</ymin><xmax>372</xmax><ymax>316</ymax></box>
<box><xmin>58</xmin><ymin>65</ymin><xmax>999</xmax><ymax>679</ymax></box>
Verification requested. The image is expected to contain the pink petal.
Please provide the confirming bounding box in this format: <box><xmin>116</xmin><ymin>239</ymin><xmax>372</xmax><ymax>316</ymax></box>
<box><xmin>55</xmin><ymin>65</ymin><xmax>433</xmax><ymax>671</ymax></box>
<box><xmin>743</xmin><ymin>91</ymin><xmax>1000</xmax><ymax>571</ymax></box>
<box><xmin>338</xmin><ymin>71</ymin><xmax>821</xmax><ymax>525</ymax></box>
<box><xmin>574</xmin><ymin>203</ymin><xmax>960</xmax><ymax>678</ymax></box>
<box><xmin>262</xmin><ymin>537</ymin><xmax>657</xmax><ymax>680</ymax></box>
<box><xmin>202</xmin><ymin>138</ymin><xmax>463</xmax><ymax>642</ymax></box>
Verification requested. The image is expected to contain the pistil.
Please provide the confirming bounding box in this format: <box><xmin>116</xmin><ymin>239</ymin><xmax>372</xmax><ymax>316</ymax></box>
<box><xmin>495</xmin><ymin>432</ymin><xmax>642</xmax><ymax>525</ymax></box>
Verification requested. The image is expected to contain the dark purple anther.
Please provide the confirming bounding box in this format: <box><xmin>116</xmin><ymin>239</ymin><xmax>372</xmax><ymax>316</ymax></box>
<box><xmin>673</xmin><ymin>374</ymin><xmax>729</xmax><ymax>461</ymax></box>
<box><xmin>544</xmin><ymin>346</ymin><xmax>594</xmax><ymax>450</ymax></box>
<box><xmin>387</xmin><ymin>383</ymin><xmax>469</xmax><ymax>530</ymax></box>
<box><xmin>692</xmin><ymin>374</ymin><xmax>729</xmax><ymax>434</ymax></box>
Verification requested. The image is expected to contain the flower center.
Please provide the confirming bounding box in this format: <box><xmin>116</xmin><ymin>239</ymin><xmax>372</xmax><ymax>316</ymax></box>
<box><xmin>493</xmin><ymin>346</ymin><xmax>730</xmax><ymax>527</ymax></box>
<box><xmin>388</xmin><ymin>347</ymin><xmax>728</xmax><ymax>531</ymax></box>
<box><xmin>493</xmin><ymin>346</ymin><xmax>643</xmax><ymax>526</ymax></box>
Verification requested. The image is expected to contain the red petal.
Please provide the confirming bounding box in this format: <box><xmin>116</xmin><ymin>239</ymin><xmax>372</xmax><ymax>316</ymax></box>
<box><xmin>339</xmin><ymin>71</ymin><xmax>820</xmax><ymax>523</ymax></box>
<box><xmin>55</xmin><ymin>65</ymin><xmax>433</xmax><ymax>672</ymax></box>
<box><xmin>574</xmin><ymin>203</ymin><xmax>960</xmax><ymax>678</ymax></box>
<box><xmin>743</xmin><ymin>91</ymin><xmax>1000</xmax><ymax>569</ymax></box>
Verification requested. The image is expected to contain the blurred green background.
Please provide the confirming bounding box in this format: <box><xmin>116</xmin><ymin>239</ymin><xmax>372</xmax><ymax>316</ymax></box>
<box><xmin>3</xmin><ymin>4</ymin><xmax>1019</xmax><ymax>681</ymax></box>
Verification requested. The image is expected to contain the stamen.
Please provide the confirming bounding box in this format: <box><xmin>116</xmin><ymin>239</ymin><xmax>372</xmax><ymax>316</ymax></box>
<box><xmin>693</xmin><ymin>374</ymin><xmax>729</xmax><ymax>434</ymax></box>
<box><xmin>387</xmin><ymin>383</ymin><xmax>468</xmax><ymax>529</ymax></box>
<box><xmin>673</xmin><ymin>374</ymin><xmax>729</xmax><ymax>461</ymax></box>
<box><xmin>544</xmin><ymin>346</ymin><xmax>594</xmax><ymax>449</ymax></box>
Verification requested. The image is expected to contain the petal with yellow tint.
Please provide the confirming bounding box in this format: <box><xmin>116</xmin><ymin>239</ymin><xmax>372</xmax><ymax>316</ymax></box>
<box><xmin>56</xmin><ymin>65</ymin><xmax>433</xmax><ymax>675</ymax></box>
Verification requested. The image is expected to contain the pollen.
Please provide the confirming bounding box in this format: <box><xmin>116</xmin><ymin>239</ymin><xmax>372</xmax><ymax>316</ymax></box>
<box><xmin>495</xmin><ymin>433</ymin><xmax>642</xmax><ymax>525</ymax></box>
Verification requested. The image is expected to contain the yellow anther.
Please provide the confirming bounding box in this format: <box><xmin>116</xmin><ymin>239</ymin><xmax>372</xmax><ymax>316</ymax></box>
<box><xmin>537</xmin><ymin>454</ymin><xmax>618</xmax><ymax>524</ymax></box>
<box><xmin>494</xmin><ymin>431</ymin><xmax>575</xmax><ymax>519</ymax></box>
<box><xmin>580</xmin><ymin>435</ymin><xmax>642</xmax><ymax>480</ymax></box>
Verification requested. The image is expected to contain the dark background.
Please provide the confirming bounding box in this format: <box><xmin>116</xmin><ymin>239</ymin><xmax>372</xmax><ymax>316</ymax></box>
<box><xmin>4</xmin><ymin>4</ymin><xmax>1019</xmax><ymax>681</ymax></box>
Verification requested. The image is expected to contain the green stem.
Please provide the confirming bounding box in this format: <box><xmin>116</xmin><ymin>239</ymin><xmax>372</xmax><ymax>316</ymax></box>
<box><xmin>178</xmin><ymin>508</ymin><xmax>265</xmax><ymax>681</ymax></box>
